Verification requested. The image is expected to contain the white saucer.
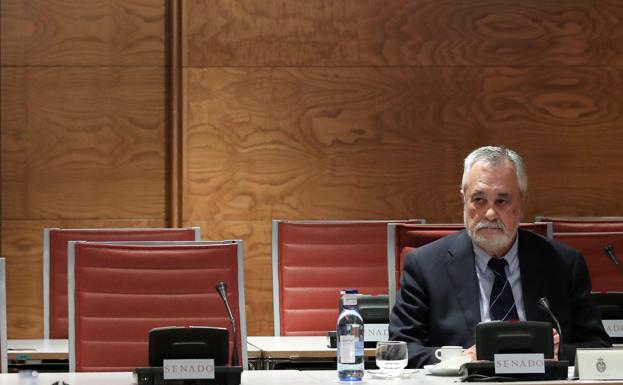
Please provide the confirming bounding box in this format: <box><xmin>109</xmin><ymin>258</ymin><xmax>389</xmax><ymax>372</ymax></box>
<box><xmin>423</xmin><ymin>364</ymin><xmax>461</xmax><ymax>376</ymax></box>
<box><xmin>366</xmin><ymin>369</ymin><xmax>418</xmax><ymax>379</ymax></box>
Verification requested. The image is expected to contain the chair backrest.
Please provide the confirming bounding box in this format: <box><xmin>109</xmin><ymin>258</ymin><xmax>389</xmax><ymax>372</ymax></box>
<box><xmin>0</xmin><ymin>258</ymin><xmax>8</xmax><ymax>373</ymax></box>
<box><xmin>387</xmin><ymin>222</ymin><xmax>553</xmax><ymax>307</ymax></box>
<box><xmin>67</xmin><ymin>240</ymin><xmax>246</xmax><ymax>372</ymax></box>
<box><xmin>552</xmin><ymin>232</ymin><xmax>623</xmax><ymax>292</ymax></box>
<box><xmin>272</xmin><ymin>219</ymin><xmax>424</xmax><ymax>336</ymax></box>
<box><xmin>536</xmin><ymin>216</ymin><xmax>623</xmax><ymax>233</ymax></box>
<box><xmin>43</xmin><ymin>227</ymin><xmax>201</xmax><ymax>339</ymax></box>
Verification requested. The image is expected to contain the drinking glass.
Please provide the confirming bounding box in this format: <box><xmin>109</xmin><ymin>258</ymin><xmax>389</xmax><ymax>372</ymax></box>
<box><xmin>375</xmin><ymin>341</ymin><xmax>408</xmax><ymax>376</ymax></box>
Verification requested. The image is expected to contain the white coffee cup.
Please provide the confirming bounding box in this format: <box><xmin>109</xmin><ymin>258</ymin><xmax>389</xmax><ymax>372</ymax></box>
<box><xmin>434</xmin><ymin>345</ymin><xmax>465</xmax><ymax>361</ymax></box>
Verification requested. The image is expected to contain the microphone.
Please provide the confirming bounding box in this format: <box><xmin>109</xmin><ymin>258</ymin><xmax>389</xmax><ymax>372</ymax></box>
<box><xmin>216</xmin><ymin>281</ymin><xmax>239</xmax><ymax>366</ymax></box>
<box><xmin>604</xmin><ymin>244</ymin><xmax>623</xmax><ymax>275</ymax></box>
<box><xmin>538</xmin><ymin>297</ymin><xmax>564</xmax><ymax>361</ymax></box>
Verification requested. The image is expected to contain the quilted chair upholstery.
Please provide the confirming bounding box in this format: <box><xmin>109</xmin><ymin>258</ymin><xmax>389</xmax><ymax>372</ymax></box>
<box><xmin>43</xmin><ymin>227</ymin><xmax>200</xmax><ymax>339</ymax></box>
<box><xmin>272</xmin><ymin>219</ymin><xmax>424</xmax><ymax>336</ymax></box>
<box><xmin>67</xmin><ymin>240</ymin><xmax>246</xmax><ymax>371</ymax></box>
<box><xmin>553</xmin><ymin>232</ymin><xmax>623</xmax><ymax>292</ymax></box>
<box><xmin>387</xmin><ymin>222</ymin><xmax>553</xmax><ymax>306</ymax></box>
<box><xmin>0</xmin><ymin>258</ymin><xmax>7</xmax><ymax>373</ymax></box>
<box><xmin>536</xmin><ymin>216</ymin><xmax>623</xmax><ymax>233</ymax></box>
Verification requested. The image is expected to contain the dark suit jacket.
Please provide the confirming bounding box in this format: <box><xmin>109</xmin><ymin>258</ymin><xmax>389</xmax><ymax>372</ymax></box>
<box><xmin>389</xmin><ymin>228</ymin><xmax>611</xmax><ymax>368</ymax></box>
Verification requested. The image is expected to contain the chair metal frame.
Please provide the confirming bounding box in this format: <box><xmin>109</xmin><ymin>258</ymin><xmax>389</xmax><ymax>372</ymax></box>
<box><xmin>67</xmin><ymin>240</ymin><xmax>247</xmax><ymax>371</ymax></box>
<box><xmin>536</xmin><ymin>216</ymin><xmax>623</xmax><ymax>222</ymax></box>
<box><xmin>535</xmin><ymin>216</ymin><xmax>623</xmax><ymax>232</ymax></box>
<box><xmin>0</xmin><ymin>258</ymin><xmax>8</xmax><ymax>373</ymax></box>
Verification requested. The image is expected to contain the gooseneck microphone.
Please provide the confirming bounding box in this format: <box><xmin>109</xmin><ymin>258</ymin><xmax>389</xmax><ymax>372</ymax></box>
<box><xmin>216</xmin><ymin>281</ymin><xmax>239</xmax><ymax>366</ymax></box>
<box><xmin>538</xmin><ymin>297</ymin><xmax>564</xmax><ymax>361</ymax></box>
<box><xmin>604</xmin><ymin>244</ymin><xmax>623</xmax><ymax>275</ymax></box>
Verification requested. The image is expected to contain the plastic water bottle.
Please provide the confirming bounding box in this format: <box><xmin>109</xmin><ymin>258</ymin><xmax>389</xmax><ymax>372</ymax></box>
<box><xmin>337</xmin><ymin>289</ymin><xmax>364</xmax><ymax>381</ymax></box>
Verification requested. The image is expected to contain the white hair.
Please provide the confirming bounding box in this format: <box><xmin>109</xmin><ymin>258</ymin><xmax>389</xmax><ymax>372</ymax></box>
<box><xmin>461</xmin><ymin>146</ymin><xmax>527</xmax><ymax>196</ymax></box>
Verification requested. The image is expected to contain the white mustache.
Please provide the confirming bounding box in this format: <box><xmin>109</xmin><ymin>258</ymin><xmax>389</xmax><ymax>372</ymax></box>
<box><xmin>475</xmin><ymin>220</ymin><xmax>505</xmax><ymax>231</ymax></box>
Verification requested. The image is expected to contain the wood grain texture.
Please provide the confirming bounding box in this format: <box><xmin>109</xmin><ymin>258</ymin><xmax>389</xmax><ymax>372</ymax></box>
<box><xmin>1</xmin><ymin>66</ymin><xmax>166</xmax><ymax>219</ymax></box>
<box><xmin>4</xmin><ymin>0</ymin><xmax>623</xmax><ymax>339</ymax></box>
<box><xmin>184</xmin><ymin>66</ymin><xmax>623</xmax><ymax>335</ymax></box>
<box><xmin>1</xmin><ymin>219</ymin><xmax>167</xmax><ymax>338</ymax></box>
<box><xmin>186</xmin><ymin>220</ymin><xmax>273</xmax><ymax>336</ymax></box>
<box><xmin>0</xmin><ymin>0</ymin><xmax>165</xmax><ymax>66</ymax></box>
<box><xmin>184</xmin><ymin>66</ymin><xmax>623</xmax><ymax>223</ymax></box>
<box><xmin>184</xmin><ymin>67</ymin><xmax>457</xmax><ymax>222</ymax></box>
<box><xmin>166</xmin><ymin>0</ymin><xmax>184</xmax><ymax>227</ymax></box>
<box><xmin>1</xmin><ymin>0</ymin><xmax>168</xmax><ymax>339</ymax></box>
<box><xmin>184</xmin><ymin>0</ymin><xmax>623</xmax><ymax>67</ymax></box>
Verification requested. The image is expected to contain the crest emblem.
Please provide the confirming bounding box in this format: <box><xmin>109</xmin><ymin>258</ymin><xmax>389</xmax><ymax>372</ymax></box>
<box><xmin>596</xmin><ymin>357</ymin><xmax>606</xmax><ymax>373</ymax></box>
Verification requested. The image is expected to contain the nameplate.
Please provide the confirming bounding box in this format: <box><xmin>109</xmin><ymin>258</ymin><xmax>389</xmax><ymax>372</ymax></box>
<box><xmin>602</xmin><ymin>319</ymin><xmax>623</xmax><ymax>338</ymax></box>
<box><xmin>574</xmin><ymin>348</ymin><xmax>623</xmax><ymax>380</ymax></box>
<box><xmin>365</xmin><ymin>323</ymin><xmax>389</xmax><ymax>342</ymax></box>
<box><xmin>494</xmin><ymin>353</ymin><xmax>545</xmax><ymax>374</ymax></box>
<box><xmin>163</xmin><ymin>359</ymin><xmax>215</xmax><ymax>380</ymax></box>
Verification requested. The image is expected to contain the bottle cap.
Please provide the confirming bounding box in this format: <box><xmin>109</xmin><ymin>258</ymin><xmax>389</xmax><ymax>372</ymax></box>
<box><xmin>343</xmin><ymin>290</ymin><xmax>358</xmax><ymax>306</ymax></box>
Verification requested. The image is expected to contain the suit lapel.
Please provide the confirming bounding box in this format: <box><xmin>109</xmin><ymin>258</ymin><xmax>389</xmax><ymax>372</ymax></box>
<box><xmin>518</xmin><ymin>230</ymin><xmax>546</xmax><ymax>321</ymax></box>
<box><xmin>446</xmin><ymin>231</ymin><xmax>481</xmax><ymax>333</ymax></box>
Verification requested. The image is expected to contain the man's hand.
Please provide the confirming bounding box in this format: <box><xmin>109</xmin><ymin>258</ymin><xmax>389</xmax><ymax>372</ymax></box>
<box><xmin>464</xmin><ymin>344</ymin><xmax>477</xmax><ymax>361</ymax></box>
<box><xmin>552</xmin><ymin>328</ymin><xmax>560</xmax><ymax>360</ymax></box>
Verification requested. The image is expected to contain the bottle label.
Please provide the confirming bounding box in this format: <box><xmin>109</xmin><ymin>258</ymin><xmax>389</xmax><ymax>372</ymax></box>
<box><xmin>356</xmin><ymin>340</ymin><xmax>364</xmax><ymax>356</ymax></box>
<box><xmin>339</xmin><ymin>335</ymin><xmax>356</xmax><ymax>364</ymax></box>
<box><xmin>343</xmin><ymin>293</ymin><xmax>357</xmax><ymax>306</ymax></box>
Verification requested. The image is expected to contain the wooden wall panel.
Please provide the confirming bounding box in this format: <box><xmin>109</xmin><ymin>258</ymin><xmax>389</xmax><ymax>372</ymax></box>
<box><xmin>1</xmin><ymin>219</ymin><xmax>166</xmax><ymax>338</ymax></box>
<box><xmin>184</xmin><ymin>67</ymin><xmax>458</xmax><ymax>221</ymax></box>
<box><xmin>187</xmin><ymin>220</ymin><xmax>273</xmax><ymax>336</ymax></box>
<box><xmin>1</xmin><ymin>0</ymin><xmax>167</xmax><ymax>338</ymax></box>
<box><xmin>185</xmin><ymin>67</ymin><xmax>623</xmax><ymax>223</ymax></box>
<box><xmin>1</xmin><ymin>66</ymin><xmax>166</xmax><ymax>220</ymax></box>
<box><xmin>184</xmin><ymin>66</ymin><xmax>623</xmax><ymax>335</ymax></box>
<box><xmin>0</xmin><ymin>0</ymin><xmax>164</xmax><ymax>65</ymax></box>
<box><xmin>184</xmin><ymin>1</ymin><xmax>623</xmax><ymax>336</ymax></box>
<box><xmin>185</xmin><ymin>0</ymin><xmax>623</xmax><ymax>67</ymax></box>
<box><xmin>3</xmin><ymin>0</ymin><xmax>623</xmax><ymax>339</ymax></box>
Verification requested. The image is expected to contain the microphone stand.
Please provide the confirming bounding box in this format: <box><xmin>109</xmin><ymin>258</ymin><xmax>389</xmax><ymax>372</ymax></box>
<box><xmin>604</xmin><ymin>244</ymin><xmax>623</xmax><ymax>275</ymax></box>
<box><xmin>538</xmin><ymin>297</ymin><xmax>564</xmax><ymax>361</ymax></box>
<box><xmin>216</xmin><ymin>282</ymin><xmax>240</xmax><ymax>367</ymax></box>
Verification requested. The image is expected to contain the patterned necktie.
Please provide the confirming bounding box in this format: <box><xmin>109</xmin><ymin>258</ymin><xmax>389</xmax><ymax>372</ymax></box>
<box><xmin>488</xmin><ymin>258</ymin><xmax>519</xmax><ymax>321</ymax></box>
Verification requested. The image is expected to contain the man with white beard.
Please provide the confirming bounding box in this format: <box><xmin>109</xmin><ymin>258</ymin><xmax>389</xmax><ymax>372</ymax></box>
<box><xmin>389</xmin><ymin>146</ymin><xmax>611</xmax><ymax>368</ymax></box>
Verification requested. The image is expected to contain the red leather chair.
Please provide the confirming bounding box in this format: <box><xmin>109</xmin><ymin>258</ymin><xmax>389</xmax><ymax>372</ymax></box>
<box><xmin>272</xmin><ymin>219</ymin><xmax>424</xmax><ymax>336</ymax></box>
<box><xmin>387</xmin><ymin>222</ymin><xmax>553</xmax><ymax>306</ymax></box>
<box><xmin>536</xmin><ymin>216</ymin><xmax>623</xmax><ymax>233</ymax></box>
<box><xmin>552</xmin><ymin>232</ymin><xmax>623</xmax><ymax>292</ymax></box>
<box><xmin>0</xmin><ymin>258</ymin><xmax>7</xmax><ymax>373</ymax></box>
<box><xmin>43</xmin><ymin>227</ymin><xmax>201</xmax><ymax>339</ymax></box>
<box><xmin>68</xmin><ymin>240</ymin><xmax>246</xmax><ymax>372</ymax></box>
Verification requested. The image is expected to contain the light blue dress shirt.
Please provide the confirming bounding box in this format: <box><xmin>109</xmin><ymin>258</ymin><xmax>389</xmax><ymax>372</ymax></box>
<box><xmin>473</xmin><ymin>235</ymin><xmax>526</xmax><ymax>322</ymax></box>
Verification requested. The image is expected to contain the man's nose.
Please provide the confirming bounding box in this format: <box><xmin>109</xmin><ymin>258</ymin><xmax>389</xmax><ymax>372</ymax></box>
<box><xmin>484</xmin><ymin>206</ymin><xmax>498</xmax><ymax>221</ymax></box>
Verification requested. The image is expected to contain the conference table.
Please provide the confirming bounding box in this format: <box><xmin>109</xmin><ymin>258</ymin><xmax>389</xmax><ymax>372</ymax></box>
<box><xmin>8</xmin><ymin>339</ymin><xmax>69</xmax><ymax>360</ymax></box>
<box><xmin>7</xmin><ymin>339</ymin><xmax>263</xmax><ymax>371</ymax></box>
<box><xmin>2</xmin><ymin>368</ymin><xmax>623</xmax><ymax>385</ymax></box>
<box><xmin>246</xmin><ymin>336</ymin><xmax>376</xmax><ymax>369</ymax></box>
<box><xmin>8</xmin><ymin>336</ymin><xmax>352</xmax><ymax>371</ymax></box>
<box><xmin>8</xmin><ymin>337</ymin><xmax>623</xmax><ymax>381</ymax></box>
